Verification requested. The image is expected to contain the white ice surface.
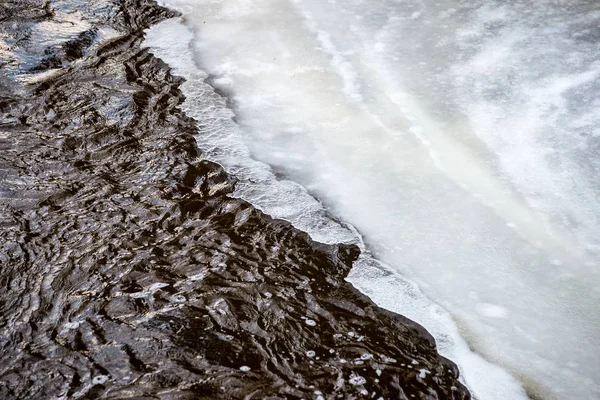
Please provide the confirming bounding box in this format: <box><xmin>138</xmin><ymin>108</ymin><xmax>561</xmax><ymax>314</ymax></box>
<box><xmin>146</xmin><ymin>1</ymin><xmax>600</xmax><ymax>398</ymax></box>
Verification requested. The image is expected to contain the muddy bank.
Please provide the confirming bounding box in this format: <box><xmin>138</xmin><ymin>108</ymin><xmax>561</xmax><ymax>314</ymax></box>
<box><xmin>0</xmin><ymin>0</ymin><xmax>469</xmax><ymax>398</ymax></box>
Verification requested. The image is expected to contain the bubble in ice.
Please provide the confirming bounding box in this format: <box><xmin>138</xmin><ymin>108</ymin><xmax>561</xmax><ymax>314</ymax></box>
<box><xmin>92</xmin><ymin>375</ymin><xmax>109</xmax><ymax>385</ymax></box>
<box><xmin>349</xmin><ymin>373</ymin><xmax>367</xmax><ymax>385</ymax></box>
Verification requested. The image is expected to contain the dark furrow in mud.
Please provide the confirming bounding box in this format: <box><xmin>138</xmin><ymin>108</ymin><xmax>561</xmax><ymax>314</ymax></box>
<box><xmin>0</xmin><ymin>0</ymin><xmax>470</xmax><ymax>398</ymax></box>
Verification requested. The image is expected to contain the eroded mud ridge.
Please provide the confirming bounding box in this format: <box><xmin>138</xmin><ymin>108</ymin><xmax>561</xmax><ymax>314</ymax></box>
<box><xmin>0</xmin><ymin>1</ymin><xmax>470</xmax><ymax>398</ymax></box>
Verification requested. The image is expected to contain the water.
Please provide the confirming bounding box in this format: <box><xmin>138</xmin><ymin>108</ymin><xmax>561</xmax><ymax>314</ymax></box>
<box><xmin>147</xmin><ymin>1</ymin><xmax>600</xmax><ymax>398</ymax></box>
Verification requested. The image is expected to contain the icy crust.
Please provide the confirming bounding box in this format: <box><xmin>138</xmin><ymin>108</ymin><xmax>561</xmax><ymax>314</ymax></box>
<box><xmin>145</xmin><ymin>17</ymin><xmax>528</xmax><ymax>400</ymax></box>
<box><xmin>0</xmin><ymin>0</ymin><xmax>469</xmax><ymax>399</ymax></box>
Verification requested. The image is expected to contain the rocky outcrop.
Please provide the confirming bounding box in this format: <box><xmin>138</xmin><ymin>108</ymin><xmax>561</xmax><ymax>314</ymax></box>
<box><xmin>0</xmin><ymin>1</ymin><xmax>470</xmax><ymax>398</ymax></box>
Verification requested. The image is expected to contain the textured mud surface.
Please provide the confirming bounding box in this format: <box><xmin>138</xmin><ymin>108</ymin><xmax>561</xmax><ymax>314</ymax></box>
<box><xmin>0</xmin><ymin>1</ymin><xmax>470</xmax><ymax>398</ymax></box>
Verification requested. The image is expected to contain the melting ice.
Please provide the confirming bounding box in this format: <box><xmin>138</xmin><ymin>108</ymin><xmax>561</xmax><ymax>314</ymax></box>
<box><xmin>147</xmin><ymin>1</ymin><xmax>600</xmax><ymax>399</ymax></box>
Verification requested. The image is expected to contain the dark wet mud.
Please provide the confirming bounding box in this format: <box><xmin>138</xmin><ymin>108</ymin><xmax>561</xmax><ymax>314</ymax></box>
<box><xmin>0</xmin><ymin>1</ymin><xmax>470</xmax><ymax>398</ymax></box>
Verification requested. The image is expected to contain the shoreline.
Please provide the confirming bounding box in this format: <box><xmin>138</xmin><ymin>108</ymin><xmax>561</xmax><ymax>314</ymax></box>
<box><xmin>144</xmin><ymin>11</ymin><xmax>532</xmax><ymax>400</ymax></box>
<box><xmin>0</xmin><ymin>0</ymin><xmax>469</xmax><ymax>398</ymax></box>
